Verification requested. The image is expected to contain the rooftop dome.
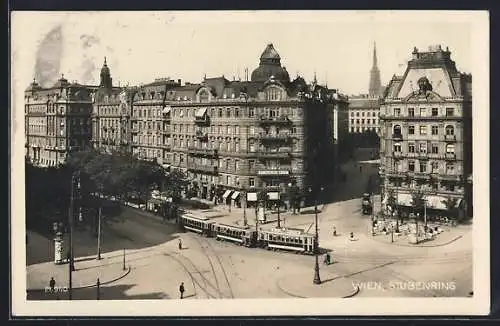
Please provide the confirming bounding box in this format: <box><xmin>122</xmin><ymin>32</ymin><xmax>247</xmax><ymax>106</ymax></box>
<box><xmin>251</xmin><ymin>43</ymin><xmax>290</xmax><ymax>83</ymax></box>
<box><xmin>26</xmin><ymin>78</ymin><xmax>42</xmax><ymax>92</ymax></box>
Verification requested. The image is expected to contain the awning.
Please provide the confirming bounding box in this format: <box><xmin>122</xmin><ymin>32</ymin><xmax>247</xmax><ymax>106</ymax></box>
<box><xmin>425</xmin><ymin>195</ymin><xmax>447</xmax><ymax>210</ymax></box>
<box><xmin>397</xmin><ymin>193</ymin><xmax>412</xmax><ymax>206</ymax></box>
<box><xmin>222</xmin><ymin>190</ymin><xmax>233</xmax><ymax>199</ymax></box>
<box><xmin>456</xmin><ymin>198</ymin><xmax>464</xmax><ymax>208</ymax></box>
<box><xmin>195</xmin><ymin>108</ymin><xmax>207</xmax><ymax>118</ymax></box>
<box><xmin>163</xmin><ymin>106</ymin><xmax>171</xmax><ymax>114</ymax></box>
<box><xmin>267</xmin><ymin>192</ymin><xmax>280</xmax><ymax>200</ymax></box>
<box><xmin>231</xmin><ymin>191</ymin><xmax>240</xmax><ymax>200</ymax></box>
<box><xmin>247</xmin><ymin>193</ymin><xmax>257</xmax><ymax>202</ymax></box>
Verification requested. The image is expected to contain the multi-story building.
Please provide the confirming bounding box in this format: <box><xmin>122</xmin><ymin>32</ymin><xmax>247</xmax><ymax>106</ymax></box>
<box><xmin>91</xmin><ymin>58</ymin><xmax>131</xmax><ymax>152</ymax></box>
<box><xmin>379</xmin><ymin>45</ymin><xmax>472</xmax><ymax>218</ymax></box>
<box><xmin>348</xmin><ymin>42</ymin><xmax>385</xmax><ymax>134</ymax></box>
<box><xmin>330</xmin><ymin>90</ymin><xmax>350</xmax><ymax>161</ymax></box>
<box><xmin>130</xmin><ymin>78</ymin><xmax>182</xmax><ymax>164</ymax></box>
<box><xmin>25</xmin><ymin>74</ymin><xmax>93</xmax><ymax>167</ymax></box>
<box><xmin>164</xmin><ymin>43</ymin><xmax>336</xmax><ymax>206</ymax></box>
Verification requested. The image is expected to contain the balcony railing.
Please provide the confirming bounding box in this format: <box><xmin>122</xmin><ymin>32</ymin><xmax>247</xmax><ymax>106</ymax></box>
<box><xmin>188</xmin><ymin>147</ymin><xmax>218</xmax><ymax>156</ymax></box>
<box><xmin>187</xmin><ymin>163</ymin><xmax>218</xmax><ymax>174</ymax></box>
<box><xmin>393</xmin><ymin>151</ymin><xmax>402</xmax><ymax>158</ymax></box>
<box><xmin>258</xmin><ymin>115</ymin><xmax>292</xmax><ymax>125</ymax></box>
<box><xmin>444</xmin><ymin>134</ymin><xmax>456</xmax><ymax>141</ymax></box>
<box><xmin>257</xmin><ymin>133</ymin><xmax>292</xmax><ymax>142</ymax></box>
<box><xmin>194</xmin><ymin>116</ymin><xmax>210</xmax><ymax>125</ymax></box>
<box><xmin>392</xmin><ymin>133</ymin><xmax>403</xmax><ymax>140</ymax></box>
<box><xmin>445</xmin><ymin>153</ymin><xmax>456</xmax><ymax>160</ymax></box>
<box><xmin>257</xmin><ymin>169</ymin><xmax>291</xmax><ymax>176</ymax></box>
<box><xmin>256</xmin><ymin>150</ymin><xmax>292</xmax><ymax>159</ymax></box>
<box><xmin>385</xmin><ymin>170</ymin><xmax>406</xmax><ymax>178</ymax></box>
<box><xmin>414</xmin><ymin>172</ymin><xmax>431</xmax><ymax>179</ymax></box>
<box><xmin>438</xmin><ymin>174</ymin><xmax>460</xmax><ymax>181</ymax></box>
<box><xmin>195</xmin><ymin>131</ymin><xmax>208</xmax><ymax>140</ymax></box>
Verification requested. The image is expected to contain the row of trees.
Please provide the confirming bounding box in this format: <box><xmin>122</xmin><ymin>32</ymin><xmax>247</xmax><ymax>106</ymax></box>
<box><xmin>26</xmin><ymin>149</ymin><xmax>190</xmax><ymax>234</ymax></box>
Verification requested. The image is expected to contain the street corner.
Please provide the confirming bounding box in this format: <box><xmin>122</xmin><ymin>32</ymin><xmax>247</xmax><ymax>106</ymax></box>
<box><xmin>276</xmin><ymin>271</ymin><xmax>360</xmax><ymax>299</ymax></box>
<box><xmin>27</xmin><ymin>259</ymin><xmax>132</xmax><ymax>292</ymax></box>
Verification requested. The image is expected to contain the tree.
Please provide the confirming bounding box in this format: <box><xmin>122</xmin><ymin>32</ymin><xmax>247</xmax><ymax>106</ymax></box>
<box><xmin>162</xmin><ymin>169</ymin><xmax>189</xmax><ymax>203</ymax></box>
<box><xmin>287</xmin><ymin>183</ymin><xmax>301</xmax><ymax>214</ymax></box>
<box><xmin>410</xmin><ymin>189</ymin><xmax>426</xmax><ymax>220</ymax></box>
<box><xmin>385</xmin><ymin>188</ymin><xmax>399</xmax><ymax>232</ymax></box>
<box><xmin>441</xmin><ymin>196</ymin><xmax>458</xmax><ymax>221</ymax></box>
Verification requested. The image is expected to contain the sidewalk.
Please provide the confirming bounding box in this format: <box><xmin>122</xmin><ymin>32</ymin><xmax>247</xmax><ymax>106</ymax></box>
<box><xmin>27</xmin><ymin>249</ymin><xmax>132</xmax><ymax>291</ymax></box>
<box><xmin>276</xmin><ymin>270</ymin><xmax>359</xmax><ymax>298</ymax></box>
<box><xmin>370</xmin><ymin>225</ymin><xmax>469</xmax><ymax>248</ymax></box>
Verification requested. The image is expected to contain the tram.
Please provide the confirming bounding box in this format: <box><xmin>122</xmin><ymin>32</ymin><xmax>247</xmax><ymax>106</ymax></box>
<box><xmin>258</xmin><ymin>227</ymin><xmax>316</xmax><ymax>255</ymax></box>
<box><xmin>179</xmin><ymin>213</ymin><xmax>215</xmax><ymax>237</ymax></box>
<box><xmin>212</xmin><ymin>223</ymin><xmax>258</xmax><ymax>247</ymax></box>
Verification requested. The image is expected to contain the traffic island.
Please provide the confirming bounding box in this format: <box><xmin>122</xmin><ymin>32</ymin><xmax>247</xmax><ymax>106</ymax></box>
<box><xmin>276</xmin><ymin>271</ymin><xmax>360</xmax><ymax>298</ymax></box>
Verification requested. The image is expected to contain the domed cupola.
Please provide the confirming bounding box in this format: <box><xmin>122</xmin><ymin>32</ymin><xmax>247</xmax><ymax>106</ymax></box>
<box><xmin>99</xmin><ymin>57</ymin><xmax>113</xmax><ymax>89</ymax></box>
<box><xmin>251</xmin><ymin>43</ymin><xmax>290</xmax><ymax>84</ymax></box>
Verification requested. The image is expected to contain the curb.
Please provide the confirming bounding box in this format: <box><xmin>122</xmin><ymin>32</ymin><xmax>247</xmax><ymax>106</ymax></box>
<box><xmin>28</xmin><ymin>266</ymin><xmax>131</xmax><ymax>292</ymax></box>
<box><xmin>276</xmin><ymin>278</ymin><xmax>360</xmax><ymax>299</ymax></box>
<box><xmin>371</xmin><ymin>234</ymin><xmax>463</xmax><ymax>248</ymax></box>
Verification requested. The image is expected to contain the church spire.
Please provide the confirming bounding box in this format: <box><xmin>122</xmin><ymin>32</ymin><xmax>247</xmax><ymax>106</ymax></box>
<box><xmin>369</xmin><ymin>41</ymin><xmax>382</xmax><ymax>97</ymax></box>
<box><xmin>100</xmin><ymin>57</ymin><xmax>113</xmax><ymax>89</ymax></box>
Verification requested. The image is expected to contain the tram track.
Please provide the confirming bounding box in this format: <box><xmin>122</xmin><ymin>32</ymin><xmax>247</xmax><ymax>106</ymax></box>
<box><xmin>190</xmin><ymin>236</ymin><xmax>221</xmax><ymax>298</ymax></box>
<box><xmin>205</xmin><ymin>239</ymin><xmax>235</xmax><ymax>299</ymax></box>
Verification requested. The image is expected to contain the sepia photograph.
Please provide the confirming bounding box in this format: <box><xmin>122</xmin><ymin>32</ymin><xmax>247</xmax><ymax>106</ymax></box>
<box><xmin>10</xmin><ymin>10</ymin><xmax>489</xmax><ymax>316</ymax></box>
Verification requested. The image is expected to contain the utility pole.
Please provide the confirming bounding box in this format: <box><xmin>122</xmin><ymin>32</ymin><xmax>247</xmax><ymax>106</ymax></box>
<box><xmin>313</xmin><ymin>194</ymin><xmax>321</xmax><ymax>285</ymax></box>
<box><xmin>97</xmin><ymin>206</ymin><xmax>102</xmax><ymax>260</ymax></box>
<box><xmin>277</xmin><ymin>192</ymin><xmax>281</xmax><ymax>228</ymax></box>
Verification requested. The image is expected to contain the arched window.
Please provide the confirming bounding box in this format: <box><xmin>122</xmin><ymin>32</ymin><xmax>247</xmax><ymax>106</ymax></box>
<box><xmin>199</xmin><ymin>90</ymin><xmax>209</xmax><ymax>103</ymax></box>
<box><xmin>445</xmin><ymin>125</ymin><xmax>455</xmax><ymax>135</ymax></box>
<box><xmin>393</xmin><ymin>125</ymin><xmax>402</xmax><ymax>137</ymax></box>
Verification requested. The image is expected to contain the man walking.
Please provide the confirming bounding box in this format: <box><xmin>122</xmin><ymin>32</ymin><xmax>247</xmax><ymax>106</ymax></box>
<box><xmin>179</xmin><ymin>282</ymin><xmax>185</xmax><ymax>299</ymax></box>
<box><xmin>49</xmin><ymin>277</ymin><xmax>56</xmax><ymax>292</ymax></box>
<box><xmin>178</xmin><ymin>238</ymin><xmax>183</xmax><ymax>250</ymax></box>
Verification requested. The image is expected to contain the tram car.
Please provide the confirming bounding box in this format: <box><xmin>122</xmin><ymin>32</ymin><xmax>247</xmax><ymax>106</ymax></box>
<box><xmin>212</xmin><ymin>223</ymin><xmax>258</xmax><ymax>247</ymax></box>
<box><xmin>258</xmin><ymin>227</ymin><xmax>317</xmax><ymax>255</ymax></box>
<box><xmin>179</xmin><ymin>213</ymin><xmax>215</xmax><ymax>237</ymax></box>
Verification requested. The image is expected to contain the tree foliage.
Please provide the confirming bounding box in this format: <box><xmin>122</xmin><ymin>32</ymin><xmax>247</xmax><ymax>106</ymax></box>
<box><xmin>441</xmin><ymin>196</ymin><xmax>458</xmax><ymax>220</ymax></box>
<box><xmin>385</xmin><ymin>188</ymin><xmax>397</xmax><ymax>212</ymax></box>
<box><xmin>410</xmin><ymin>189</ymin><xmax>426</xmax><ymax>218</ymax></box>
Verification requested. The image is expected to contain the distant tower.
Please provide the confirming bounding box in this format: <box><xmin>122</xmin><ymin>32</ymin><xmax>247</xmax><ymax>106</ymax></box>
<box><xmin>100</xmin><ymin>57</ymin><xmax>113</xmax><ymax>89</ymax></box>
<box><xmin>369</xmin><ymin>42</ymin><xmax>382</xmax><ymax>97</ymax></box>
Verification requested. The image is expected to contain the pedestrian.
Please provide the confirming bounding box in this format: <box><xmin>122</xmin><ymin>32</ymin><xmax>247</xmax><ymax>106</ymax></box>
<box><xmin>66</xmin><ymin>251</ymin><xmax>71</xmax><ymax>263</ymax></box>
<box><xmin>178</xmin><ymin>238</ymin><xmax>182</xmax><ymax>250</ymax></box>
<box><xmin>332</xmin><ymin>226</ymin><xmax>337</xmax><ymax>236</ymax></box>
<box><xmin>49</xmin><ymin>277</ymin><xmax>56</xmax><ymax>292</ymax></box>
<box><xmin>350</xmin><ymin>232</ymin><xmax>354</xmax><ymax>240</ymax></box>
<box><xmin>179</xmin><ymin>282</ymin><xmax>185</xmax><ymax>299</ymax></box>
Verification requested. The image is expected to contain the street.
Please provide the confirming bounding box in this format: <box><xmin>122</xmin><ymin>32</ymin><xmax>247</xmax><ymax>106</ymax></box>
<box><xmin>27</xmin><ymin>156</ymin><xmax>472</xmax><ymax>299</ymax></box>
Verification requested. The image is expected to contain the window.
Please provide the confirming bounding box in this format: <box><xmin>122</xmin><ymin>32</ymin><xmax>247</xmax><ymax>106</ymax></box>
<box><xmin>393</xmin><ymin>142</ymin><xmax>401</xmax><ymax>152</ymax></box>
<box><xmin>226</xmin><ymin>159</ymin><xmax>230</xmax><ymax>170</ymax></box>
<box><xmin>361</xmin><ymin>119</ymin><xmax>365</xmax><ymax>124</ymax></box>
<box><xmin>235</xmin><ymin>126</ymin><xmax>240</xmax><ymax>134</ymax></box>
<box><xmin>419</xmin><ymin>126</ymin><xmax>427</xmax><ymax>135</ymax></box>
<box><xmin>235</xmin><ymin>160</ymin><xmax>240</xmax><ymax>171</ymax></box>
<box><xmin>351</xmin><ymin>119</ymin><xmax>354</xmax><ymax>124</ymax></box>
<box><xmin>226</xmin><ymin>108</ymin><xmax>231</xmax><ymax>118</ymax></box>
<box><xmin>419</xmin><ymin>161</ymin><xmax>427</xmax><ymax>173</ymax></box>
<box><xmin>408</xmin><ymin>108</ymin><xmax>414</xmax><ymax>117</ymax></box>
<box><xmin>432</xmin><ymin>108</ymin><xmax>438</xmax><ymax>116</ymax></box>
<box><xmin>362</xmin><ymin>112</ymin><xmax>365</xmax><ymax>117</ymax></box>
<box><xmin>180</xmin><ymin>154</ymin><xmax>184</xmax><ymax>163</ymax></box>
<box><xmin>292</xmin><ymin>127</ymin><xmax>297</xmax><ymax>134</ymax></box>
<box><xmin>431</xmin><ymin>125</ymin><xmax>439</xmax><ymax>135</ymax></box>
<box><xmin>356</xmin><ymin>127</ymin><xmax>360</xmax><ymax>132</ymax></box>
<box><xmin>408</xmin><ymin>125</ymin><xmax>415</xmax><ymax>135</ymax></box>
<box><xmin>356</xmin><ymin>119</ymin><xmax>360</xmax><ymax>124</ymax></box>
<box><xmin>227</xmin><ymin>125</ymin><xmax>232</xmax><ymax>134</ymax></box>
<box><xmin>394</xmin><ymin>108</ymin><xmax>401</xmax><ymax>116</ymax></box>
<box><xmin>431</xmin><ymin>144</ymin><xmax>439</xmax><ymax>154</ymax></box>
<box><xmin>393</xmin><ymin>125</ymin><xmax>402</xmax><ymax>136</ymax></box>
<box><xmin>408</xmin><ymin>161</ymin><xmax>415</xmax><ymax>172</ymax></box>
<box><xmin>350</xmin><ymin>112</ymin><xmax>354</xmax><ymax>117</ymax></box>
<box><xmin>249</xmin><ymin>160</ymin><xmax>255</xmax><ymax>170</ymax></box>
<box><xmin>235</xmin><ymin>142</ymin><xmax>240</xmax><ymax>152</ymax></box>
<box><xmin>372</xmin><ymin>119</ymin><xmax>376</xmax><ymax>124</ymax></box>
<box><xmin>446</xmin><ymin>108</ymin><xmax>454</xmax><ymax>117</ymax></box>
<box><xmin>235</xmin><ymin>108</ymin><xmax>240</xmax><ymax>117</ymax></box>
<box><xmin>356</xmin><ymin>112</ymin><xmax>360</xmax><ymax>117</ymax></box>
<box><xmin>431</xmin><ymin>162</ymin><xmax>439</xmax><ymax>173</ymax></box>
<box><xmin>419</xmin><ymin>143</ymin><xmax>427</xmax><ymax>153</ymax></box>
<box><xmin>446</xmin><ymin>162</ymin><xmax>455</xmax><ymax>174</ymax></box>
<box><xmin>420</xmin><ymin>108</ymin><xmax>427</xmax><ymax>117</ymax></box>
<box><xmin>218</xmin><ymin>108</ymin><xmax>223</xmax><ymax>117</ymax></box>
<box><xmin>249</xmin><ymin>108</ymin><xmax>255</xmax><ymax>117</ymax></box>
<box><xmin>446</xmin><ymin>144</ymin><xmax>455</xmax><ymax>154</ymax></box>
<box><xmin>408</xmin><ymin>143</ymin><xmax>415</xmax><ymax>153</ymax></box>
<box><xmin>350</xmin><ymin>127</ymin><xmax>355</xmax><ymax>132</ymax></box>
<box><xmin>249</xmin><ymin>178</ymin><xmax>255</xmax><ymax>187</ymax></box>
<box><xmin>445</xmin><ymin>125</ymin><xmax>455</xmax><ymax>135</ymax></box>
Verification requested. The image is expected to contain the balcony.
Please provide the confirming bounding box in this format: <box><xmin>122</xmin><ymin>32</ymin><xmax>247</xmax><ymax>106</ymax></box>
<box><xmin>414</xmin><ymin>172</ymin><xmax>431</xmax><ymax>180</ymax></box>
<box><xmin>188</xmin><ymin>147</ymin><xmax>218</xmax><ymax>157</ymax></box>
<box><xmin>257</xmin><ymin>169</ymin><xmax>291</xmax><ymax>177</ymax></box>
<box><xmin>194</xmin><ymin>108</ymin><xmax>210</xmax><ymax>125</ymax></box>
<box><xmin>392</xmin><ymin>133</ymin><xmax>403</xmax><ymax>140</ymax></box>
<box><xmin>258</xmin><ymin>115</ymin><xmax>292</xmax><ymax>125</ymax></box>
<box><xmin>445</xmin><ymin>153</ymin><xmax>456</xmax><ymax>160</ymax></box>
<box><xmin>392</xmin><ymin>151</ymin><xmax>403</xmax><ymax>158</ymax></box>
<box><xmin>385</xmin><ymin>170</ymin><xmax>406</xmax><ymax>178</ymax></box>
<box><xmin>417</xmin><ymin>152</ymin><xmax>429</xmax><ymax>158</ymax></box>
<box><xmin>438</xmin><ymin>173</ymin><xmax>460</xmax><ymax>182</ymax></box>
<box><xmin>257</xmin><ymin>133</ymin><xmax>292</xmax><ymax>142</ymax></box>
<box><xmin>406</xmin><ymin>152</ymin><xmax>418</xmax><ymax>158</ymax></box>
<box><xmin>427</xmin><ymin>153</ymin><xmax>440</xmax><ymax>159</ymax></box>
<box><xmin>187</xmin><ymin>163</ymin><xmax>219</xmax><ymax>174</ymax></box>
<box><xmin>444</xmin><ymin>134</ymin><xmax>456</xmax><ymax>142</ymax></box>
<box><xmin>162</xmin><ymin>125</ymin><xmax>172</xmax><ymax>134</ymax></box>
<box><xmin>256</xmin><ymin>150</ymin><xmax>292</xmax><ymax>159</ymax></box>
<box><xmin>195</xmin><ymin>130</ymin><xmax>208</xmax><ymax>141</ymax></box>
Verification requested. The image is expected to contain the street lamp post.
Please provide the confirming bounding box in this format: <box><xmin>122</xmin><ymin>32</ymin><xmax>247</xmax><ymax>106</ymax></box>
<box><xmin>243</xmin><ymin>190</ymin><xmax>247</xmax><ymax>227</ymax></box>
<box><xmin>309</xmin><ymin>187</ymin><xmax>322</xmax><ymax>285</ymax></box>
<box><xmin>277</xmin><ymin>191</ymin><xmax>281</xmax><ymax>228</ymax></box>
<box><xmin>68</xmin><ymin>171</ymin><xmax>79</xmax><ymax>300</ymax></box>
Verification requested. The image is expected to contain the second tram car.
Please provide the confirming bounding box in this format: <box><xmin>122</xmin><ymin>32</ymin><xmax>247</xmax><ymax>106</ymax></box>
<box><xmin>180</xmin><ymin>213</ymin><xmax>215</xmax><ymax>237</ymax></box>
<box><xmin>258</xmin><ymin>227</ymin><xmax>316</xmax><ymax>254</ymax></box>
<box><xmin>213</xmin><ymin>223</ymin><xmax>258</xmax><ymax>247</ymax></box>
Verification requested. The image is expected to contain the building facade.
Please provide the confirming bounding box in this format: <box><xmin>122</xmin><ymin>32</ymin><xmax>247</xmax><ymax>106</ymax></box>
<box><xmin>91</xmin><ymin>58</ymin><xmax>131</xmax><ymax>152</ymax></box>
<box><xmin>164</xmin><ymin>43</ymin><xmax>336</xmax><ymax>206</ymax></box>
<box><xmin>25</xmin><ymin>75</ymin><xmax>93</xmax><ymax>167</ymax></box>
<box><xmin>379</xmin><ymin>45</ymin><xmax>472</xmax><ymax>218</ymax></box>
<box><xmin>130</xmin><ymin>78</ymin><xmax>181</xmax><ymax>164</ymax></box>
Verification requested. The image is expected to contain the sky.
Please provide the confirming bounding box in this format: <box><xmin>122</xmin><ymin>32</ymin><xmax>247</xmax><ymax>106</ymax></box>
<box><xmin>11</xmin><ymin>11</ymin><xmax>476</xmax><ymax>97</ymax></box>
